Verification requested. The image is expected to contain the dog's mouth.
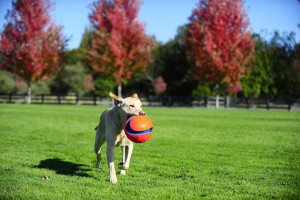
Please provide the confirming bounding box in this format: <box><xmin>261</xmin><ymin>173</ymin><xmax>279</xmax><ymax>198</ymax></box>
<box><xmin>127</xmin><ymin>111</ymin><xmax>146</xmax><ymax>120</ymax></box>
<box><xmin>127</xmin><ymin>114</ymin><xmax>136</xmax><ymax>120</ymax></box>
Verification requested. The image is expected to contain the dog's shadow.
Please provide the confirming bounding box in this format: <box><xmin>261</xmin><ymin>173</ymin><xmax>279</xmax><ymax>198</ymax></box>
<box><xmin>36</xmin><ymin>158</ymin><xmax>92</xmax><ymax>177</ymax></box>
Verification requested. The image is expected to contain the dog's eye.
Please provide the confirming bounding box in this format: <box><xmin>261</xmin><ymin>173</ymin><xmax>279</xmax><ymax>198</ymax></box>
<box><xmin>130</xmin><ymin>105</ymin><xmax>134</xmax><ymax>107</ymax></box>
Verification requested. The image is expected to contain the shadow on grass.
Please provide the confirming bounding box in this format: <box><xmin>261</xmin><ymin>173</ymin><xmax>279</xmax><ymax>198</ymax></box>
<box><xmin>36</xmin><ymin>158</ymin><xmax>92</xmax><ymax>177</ymax></box>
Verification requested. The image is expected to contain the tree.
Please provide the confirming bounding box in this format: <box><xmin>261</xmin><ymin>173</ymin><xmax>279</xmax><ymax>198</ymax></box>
<box><xmin>50</xmin><ymin>63</ymin><xmax>90</xmax><ymax>95</ymax></box>
<box><xmin>241</xmin><ymin>32</ymin><xmax>300</xmax><ymax>99</ymax></box>
<box><xmin>79</xmin><ymin>26</ymin><xmax>93</xmax><ymax>50</ymax></box>
<box><xmin>0</xmin><ymin>71</ymin><xmax>16</xmax><ymax>94</ymax></box>
<box><xmin>153</xmin><ymin>76</ymin><xmax>167</xmax><ymax>96</ymax></box>
<box><xmin>0</xmin><ymin>0</ymin><xmax>67</xmax><ymax>103</ymax></box>
<box><xmin>64</xmin><ymin>48</ymin><xmax>87</xmax><ymax>66</ymax></box>
<box><xmin>241</xmin><ymin>34</ymin><xmax>275</xmax><ymax>98</ymax></box>
<box><xmin>268</xmin><ymin>31</ymin><xmax>300</xmax><ymax>98</ymax></box>
<box><xmin>152</xmin><ymin>26</ymin><xmax>195</xmax><ymax>96</ymax></box>
<box><xmin>186</xmin><ymin>0</ymin><xmax>254</xmax><ymax>107</ymax></box>
<box><xmin>295</xmin><ymin>43</ymin><xmax>300</xmax><ymax>75</ymax></box>
<box><xmin>93</xmin><ymin>75</ymin><xmax>115</xmax><ymax>97</ymax></box>
<box><xmin>87</xmin><ymin>0</ymin><xmax>156</xmax><ymax>96</ymax></box>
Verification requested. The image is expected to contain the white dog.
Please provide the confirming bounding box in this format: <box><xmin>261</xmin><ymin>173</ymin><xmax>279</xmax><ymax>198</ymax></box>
<box><xmin>94</xmin><ymin>92</ymin><xmax>145</xmax><ymax>184</ymax></box>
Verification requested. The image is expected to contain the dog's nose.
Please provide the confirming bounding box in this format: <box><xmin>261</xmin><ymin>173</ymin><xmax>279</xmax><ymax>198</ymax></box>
<box><xmin>139</xmin><ymin>111</ymin><xmax>145</xmax><ymax>116</ymax></box>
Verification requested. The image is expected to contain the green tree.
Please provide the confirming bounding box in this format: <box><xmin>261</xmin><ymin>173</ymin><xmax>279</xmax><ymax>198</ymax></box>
<box><xmin>269</xmin><ymin>32</ymin><xmax>300</xmax><ymax>98</ymax></box>
<box><xmin>49</xmin><ymin>43</ymin><xmax>95</xmax><ymax>95</ymax></box>
<box><xmin>64</xmin><ymin>48</ymin><xmax>86</xmax><ymax>65</ymax></box>
<box><xmin>79</xmin><ymin>26</ymin><xmax>92</xmax><ymax>50</ymax></box>
<box><xmin>31</xmin><ymin>80</ymin><xmax>52</xmax><ymax>94</ymax></box>
<box><xmin>241</xmin><ymin>34</ymin><xmax>275</xmax><ymax>97</ymax></box>
<box><xmin>146</xmin><ymin>42</ymin><xmax>164</xmax><ymax>80</ymax></box>
<box><xmin>93</xmin><ymin>75</ymin><xmax>115</xmax><ymax>97</ymax></box>
<box><xmin>192</xmin><ymin>82</ymin><xmax>212</xmax><ymax>97</ymax></box>
<box><xmin>242</xmin><ymin>31</ymin><xmax>300</xmax><ymax>98</ymax></box>
<box><xmin>156</xmin><ymin>26</ymin><xmax>195</xmax><ymax>96</ymax></box>
<box><xmin>51</xmin><ymin>63</ymin><xmax>88</xmax><ymax>95</ymax></box>
<box><xmin>0</xmin><ymin>71</ymin><xmax>15</xmax><ymax>94</ymax></box>
<box><xmin>293</xmin><ymin>43</ymin><xmax>300</xmax><ymax>97</ymax></box>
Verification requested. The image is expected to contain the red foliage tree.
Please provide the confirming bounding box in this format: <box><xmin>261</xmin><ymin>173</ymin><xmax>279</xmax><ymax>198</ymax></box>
<box><xmin>88</xmin><ymin>0</ymin><xmax>156</xmax><ymax>96</ymax></box>
<box><xmin>153</xmin><ymin>76</ymin><xmax>167</xmax><ymax>96</ymax></box>
<box><xmin>186</xmin><ymin>0</ymin><xmax>254</xmax><ymax>96</ymax></box>
<box><xmin>85</xmin><ymin>74</ymin><xmax>96</xmax><ymax>92</ymax></box>
<box><xmin>0</xmin><ymin>0</ymin><xmax>67</xmax><ymax>103</ymax></box>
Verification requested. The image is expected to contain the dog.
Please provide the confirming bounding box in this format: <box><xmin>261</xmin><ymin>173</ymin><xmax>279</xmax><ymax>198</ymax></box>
<box><xmin>94</xmin><ymin>92</ymin><xmax>145</xmax><ymax>184</ymax></box>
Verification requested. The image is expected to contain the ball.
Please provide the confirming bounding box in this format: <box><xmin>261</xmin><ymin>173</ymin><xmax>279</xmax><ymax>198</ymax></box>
<box><xmin>124</xmin><ymin>115</ymin><xmax>153</xmax><ymax>143</ymax></box>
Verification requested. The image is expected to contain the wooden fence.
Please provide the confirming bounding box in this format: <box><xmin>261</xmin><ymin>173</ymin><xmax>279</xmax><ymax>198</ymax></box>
<box><xmin>161</xmin><ymin>96</ymin><xmax>299</xmax><ymax>110</ymax></box>
<box><xmin>0</xmin><ymin>93</ymin><xmax>299</xmax><ymax>110</ymax></box>
<box><xmin>0</xmin><ymin>94</ymin><xmax>110</xmax><ymax>106</ymax></box>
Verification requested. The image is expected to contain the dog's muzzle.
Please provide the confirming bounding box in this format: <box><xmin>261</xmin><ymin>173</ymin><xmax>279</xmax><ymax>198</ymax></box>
<box><xmin>127</xmin><ymin>111</ymin><xmax>145</xmax><ymax>120</ymax></box>
<box><xmin>139</xmin><ymin>111</ymin><xmax>145</xmax><ymax>116</ymax></box>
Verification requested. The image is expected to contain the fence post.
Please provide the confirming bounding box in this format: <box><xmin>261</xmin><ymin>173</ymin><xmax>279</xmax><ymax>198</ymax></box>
<box><xmin>266</xmin><ymin>98</ymin><xmax>270</xmax><ymax>110</ymax></box>
<box><xmin>75</xmin><ymin>94</ymin><xmax>79</xmax><ymax>105</ymax></box>
<box><xmin>58</xmin><ymin>95</ymin><xmax>61</xmax><ymax>104</ymax></box>
<box><xmin>205</xmin><ymin>97</ymin><xmax>208</xmax><ymax>108</ymax></box>
<box><xmin>246</xmin><ymin>98</ymin><xmax>250</xmax><ymax>109</ymax></box>
<box><xmin>225</xmin><ymin>96</ymin><xmax>229</xmax><ymax>108</ymax></box>
<box><xmin>41</xmin><ymin>94</ymin><xmax>44</xmax><ymax>104</ymax></box>
<box><xmin>288</xmin><ymin>98</ymin><xmax>293</xmax><ymax>111</ymax></box>
<box><xmin>167</xmin><ymin>96</ymin><xmax>172</xmax><ymax>107</ymax></box>
<box><xmin>187</xmin><ymin>97</ymin><xmax>191</xmax><ymax>107</ymax></box>
<box><xmin>9</xmin><ymin>93</ymin><xmax>12</xmax><ymax>103</ymax></box>
<box><xmin>93</xmin><ymin>94</ymin><xmax>97</xmax><ymax>105</ymax></box>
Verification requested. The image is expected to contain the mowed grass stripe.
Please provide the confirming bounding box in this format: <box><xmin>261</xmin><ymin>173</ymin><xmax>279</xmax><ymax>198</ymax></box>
<box><xmin>0</xmin><ymin>104</ymin><xmax>299</xmax><ymax>199</ymax></box>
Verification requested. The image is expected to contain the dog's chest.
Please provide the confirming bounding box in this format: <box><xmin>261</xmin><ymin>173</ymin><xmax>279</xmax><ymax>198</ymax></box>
<box><xmin>115</xmin><ymin>130</ymin><xmax>131</xmax><ymax>147</ymax></box>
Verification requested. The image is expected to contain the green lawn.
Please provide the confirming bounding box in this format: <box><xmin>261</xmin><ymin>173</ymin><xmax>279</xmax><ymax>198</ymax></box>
<box><xmin>0</xmin><ymin>104</ymin><xmax>299</xmax><ymax>199</ymax></box>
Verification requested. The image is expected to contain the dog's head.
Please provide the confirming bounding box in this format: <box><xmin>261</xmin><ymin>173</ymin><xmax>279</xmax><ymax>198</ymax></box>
<box><xmin>109</xmin><ymin>92</ymin><xmax>145</xmax><ymax>119</ymax></box>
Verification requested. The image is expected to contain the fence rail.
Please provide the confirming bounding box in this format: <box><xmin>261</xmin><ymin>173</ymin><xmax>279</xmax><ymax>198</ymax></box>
<box><xmin>0</xmin><ymin>94</ymin><xmax>111</xmax><ymax>106</ymax></box>
<box><xmin>0</xmin><ymin>93</ymin><xmax>299</xmax><ymax>111</ymax></box>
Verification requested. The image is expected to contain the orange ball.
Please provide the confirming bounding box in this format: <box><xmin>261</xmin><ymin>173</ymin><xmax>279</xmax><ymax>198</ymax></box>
<box><xmin>124</xmin><ymin>116</ymin><xmax>153</xmax><ymax>143</ymax></box>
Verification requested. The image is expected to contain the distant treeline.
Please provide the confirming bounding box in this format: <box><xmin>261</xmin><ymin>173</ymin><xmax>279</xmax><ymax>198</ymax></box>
<box><xmin>0</xmin><ymin>30</ymin><xmax>299</xmax><ymax>99</ymax></box>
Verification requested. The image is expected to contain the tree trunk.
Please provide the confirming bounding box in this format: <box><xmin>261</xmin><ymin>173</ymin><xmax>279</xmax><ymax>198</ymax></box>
<box><xmin>26</xmin><ymin>84</ymin><xmax>32</xmax><ymax>104</ymax></box>
<box><xmin>215</xmin><ymin>84</ymin><xmax>219</xmax><ymax>109</ymax></box>
<box><xmin>117</xmin><ymin>83</ymin><xmax>122</xmax><ymax>97</ymax></box>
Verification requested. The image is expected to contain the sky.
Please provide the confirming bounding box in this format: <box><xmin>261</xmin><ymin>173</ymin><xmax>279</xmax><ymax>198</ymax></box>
<box><xmin>0</xmin><ymin>0</ymin><xmax>299</xmax><ymax>50</ymax></box>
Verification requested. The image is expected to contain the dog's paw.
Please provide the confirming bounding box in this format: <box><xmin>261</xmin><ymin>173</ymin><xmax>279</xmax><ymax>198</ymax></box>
<box><xmin>118</xmin><ymin>162</ymin><xmax>125</xmax><ymax>169</ymax></box>
<box><xmin>118</xmin><ymin>162</ymin><xmax>129</xmax><ymax>170</ymax></box>
<box><xmin>110</xmin><ymin>176</ymin><xmax>118</xmax><ymax>184</ymax></box>
<box><xmin>120</xmin><ymin>170</ymin><xmax>126</xmax><ymax>175</ymax></box>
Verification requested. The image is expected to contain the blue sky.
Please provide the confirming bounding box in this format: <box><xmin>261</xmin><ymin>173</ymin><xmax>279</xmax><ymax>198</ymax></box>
<box><xmin>0</xmin><ymin>0</ymin><xmax>299</xmax><ymax>50</ymax></box>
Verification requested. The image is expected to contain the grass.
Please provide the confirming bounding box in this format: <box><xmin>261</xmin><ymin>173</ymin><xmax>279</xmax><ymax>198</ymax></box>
<box><xmin>0</xmin><ymin>104</ymin><xmax>299</xmax><ymax>199</ymax></box>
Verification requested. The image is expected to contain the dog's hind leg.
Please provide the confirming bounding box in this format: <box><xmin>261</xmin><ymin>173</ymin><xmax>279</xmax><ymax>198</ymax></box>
<box><xmin>94</xmin><ymin>126</ymin><xmax>105</xmax><ymax>168</ymax></box>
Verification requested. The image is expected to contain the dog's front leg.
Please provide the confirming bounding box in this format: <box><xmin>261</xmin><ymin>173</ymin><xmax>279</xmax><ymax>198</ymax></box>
<box><xmin>106</xmin><ymin>141</ymin><xmax>117</xmax><ymax>184</ymax></box>
<box><xmin>120</xmin><ymin>146</ymin><xmax>127</xmax><ymax>175</ymax></box>
<box><xmin>123</xmin><ymin>142</ymin><xmax>134</xmax><ymax>170</ymax></box>
<box><xmin>119</xmin><ymin>142</ymin><xmax>134</xmax><ymax>175</ymax></box>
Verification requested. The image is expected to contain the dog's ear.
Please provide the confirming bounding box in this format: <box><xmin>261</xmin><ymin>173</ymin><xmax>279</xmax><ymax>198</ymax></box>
<box><xmin>132</xmin><ymin>93</ymin><xmax>139</xmax><ymax>99</ymax></box>
<box><xmin>109</xmin><ymin>92</ymin><xmax>123</xmax><ymax>106</ymax></box>
<box><xmin>109</xmin><ymin>92</ymin><xmax>123</xmax><ymax>101</ymax></box>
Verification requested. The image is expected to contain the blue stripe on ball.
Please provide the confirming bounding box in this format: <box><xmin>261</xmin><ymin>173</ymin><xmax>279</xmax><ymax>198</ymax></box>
<box><xmin>125</xmin><ymin>121</ymin><xmax>152</xmax><ymax>135</ymax></box>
